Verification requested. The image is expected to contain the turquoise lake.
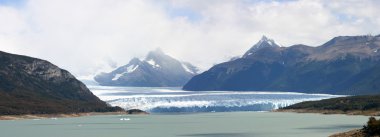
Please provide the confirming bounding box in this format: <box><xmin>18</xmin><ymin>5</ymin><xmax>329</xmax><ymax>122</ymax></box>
<box><xmin>0</xmin><ymin>112</ymin><xmax>371</xmax><ymax>137</ymax></box>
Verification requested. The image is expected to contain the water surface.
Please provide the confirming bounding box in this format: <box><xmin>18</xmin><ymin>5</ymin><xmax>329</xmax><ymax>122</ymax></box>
<box><xmin>0</xmin><ymin>112</ymin><xmax>370</xmax><ymax>137</ymax></box>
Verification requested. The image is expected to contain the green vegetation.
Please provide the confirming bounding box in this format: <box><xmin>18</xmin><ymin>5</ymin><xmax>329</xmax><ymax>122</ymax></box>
<box><xmin>0</xmin><ymin>90</ymin><xmax>123</xmax><ymax>115</ymax></box>
<box><xmin>283</xmin><ymin>95</ymin><xmax>380</xmax><ymax>112</ymax></box>
<box><xmin>283</xmin><ymin>95</ymin><xmax>380</xmax><ymax>136</ymax></box>
<box><xmin>363</xmin><ymin>117</ymin><xmax>380</xmax><ymax>136</ymax></box>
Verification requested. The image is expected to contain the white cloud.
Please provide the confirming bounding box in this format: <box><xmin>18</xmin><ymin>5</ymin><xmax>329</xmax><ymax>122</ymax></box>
<box><xmin>0</xmin><ymin>0</ymin><xmax>379</xmax><ymax>76</ymax></box>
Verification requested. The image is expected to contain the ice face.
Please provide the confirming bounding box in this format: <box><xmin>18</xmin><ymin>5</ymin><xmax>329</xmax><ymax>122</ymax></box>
<box><xmin>90</xmin><ymin>86</ymin><xmax>342</xmax><ymax>113</ymax></box>
<box><xmin>181</xmin><ymin>63</ymin><xmax>195</xmax><ymax>74</ymax></box>
<box><xmin>107</xmin><ymin>93</ymin><xmax>338</xmax><ymax>112</ymax></box>
<box><xmin>146</xmin><ymin>59</ymin><xmax>160</xmax><ymax>68</ymax></box>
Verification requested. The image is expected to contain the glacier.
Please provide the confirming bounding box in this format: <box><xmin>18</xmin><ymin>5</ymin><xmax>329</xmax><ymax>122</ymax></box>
<box><xmin>89</xmin><ymin>86</ymin><xmax>344</xmax><ymax>113</ymax></box>
<box><xmin>111</xmin><ymin>65</ymin><xmax>139</xmax><ymax>81</ymax></box>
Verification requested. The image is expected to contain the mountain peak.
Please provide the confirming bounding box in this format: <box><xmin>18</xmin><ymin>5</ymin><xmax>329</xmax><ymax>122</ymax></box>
<box><xmin>149</xmin><ymin>47</ymin><xmax>165</xmax><ymax>54</ymax></box>
<box><xmin>258</xmin><ymin>35</ymin><xmax>277</xmax><ymax>46</ymax></box>
<box><xmin>243</xmin><ymin>36</ymin><xmax>280</xmax><ymax>57</ymax></box>
<box><xmin>152</xmin><ymin>47</ymin><xmax>164</xmax><ymax>54</ymax></box>
<box><xmin>129</xmin><ymin>57</ymin><xmax>141</xmax><ymax>64</ymax></box>
<box><xmin>95</xmin><ymin>48</ymin><xmax>199</xmax><ymax>87</ymax></box>
<box><xmin>145</xmin><ymin>48</ymin><xmax>168</xmax><ymax>61</ymax></box>
<box><xmin>260</xmin><ymin>35</ymin><xmax>269</xmax><ymax>41</ymax></box>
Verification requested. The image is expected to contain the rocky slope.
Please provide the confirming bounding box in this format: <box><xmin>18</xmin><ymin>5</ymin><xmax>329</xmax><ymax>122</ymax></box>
<box><xmin>183</xmin><ymin>35</ymin><xmax>380</xmax><ymax>95</ymax></box>
<box><xmin>0</xmin><ymin>51</ymin><xmax>121</xmax><ymax>115</ymax></box>
<box><xmin>95</xmin><ymin>48</ymin><xmax>199</xmax><ymax>87</ymax></box>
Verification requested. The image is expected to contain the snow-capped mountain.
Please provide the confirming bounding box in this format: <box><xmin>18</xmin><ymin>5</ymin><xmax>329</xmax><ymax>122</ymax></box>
<box><xmin>183</xmin><ymin>34</ymin><xmax>380</xmax><ymax>95</ymax></box>
<box><xmin>243</xmin><ymin>36</ymin><xmax>280</xmax><ymax>58</ymax></box>
<box><xmin>94</xmin><ymin>48</ymin><xmax>199</xmax><ymax>87</ymax></box>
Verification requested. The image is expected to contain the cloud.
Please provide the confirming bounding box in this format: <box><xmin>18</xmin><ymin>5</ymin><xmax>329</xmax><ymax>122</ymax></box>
<box><xmin>0</xmin><ymin>0</ymin><xmax>379</xmax><ymax>76</ymax></box>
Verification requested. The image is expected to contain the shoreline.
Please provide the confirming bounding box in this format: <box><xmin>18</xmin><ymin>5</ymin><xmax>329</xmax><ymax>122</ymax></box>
<box><xmin>274</xmin><ymin>109</ymin><xmax>380</xmax><ymax>116</ymax></box>
<box><xmin>329</xmin><ymin>129</ymin><xmax>364</xmax><ymax>137</ymax></box>
<box><xmin>0</xmin><ymin>111</ymin><xmax>147</xmax><ymax>121</ymax></box>
<box><xmin>3</xmin><ymin>109</ymin><xmax>378</xmax><ymax>121</ymax></box>
<box><xmin>274</xmin><ymin>109</ymin><xmax>373</xmax><ymax>137</ymax></box>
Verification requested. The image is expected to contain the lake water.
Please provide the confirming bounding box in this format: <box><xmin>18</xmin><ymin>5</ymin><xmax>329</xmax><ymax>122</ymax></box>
<box><xmin>89</xmin><ymin>86</ymin><xmax>343</xmax><ymax>113</ymax></box>
<box><xmin>0</xmin><ymin>86</ymin><xmax>362</xmax><ymax>137</ymax></box>
<box><xmin>0</xmin><ymin>112</ymin><xmax>371</xmax><ymax>137</ymax></box>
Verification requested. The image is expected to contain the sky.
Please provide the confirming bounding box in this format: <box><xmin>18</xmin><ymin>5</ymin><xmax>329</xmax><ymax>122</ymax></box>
<box><xmin>0</xmin><ymin>0</ymin><xmax>380</xmax><ymax>77</ymax></box>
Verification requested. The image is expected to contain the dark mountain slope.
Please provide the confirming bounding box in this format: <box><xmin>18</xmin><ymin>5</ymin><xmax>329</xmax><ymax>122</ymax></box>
<box><xmin>0</xmin><ymin>51</ymin><xmax>121</xmax><ymax>115</ymax></box>
<box><xmin>183</xmin><ymin>35</ymin><xmax>380</xmax><ymax>95</ymax></box>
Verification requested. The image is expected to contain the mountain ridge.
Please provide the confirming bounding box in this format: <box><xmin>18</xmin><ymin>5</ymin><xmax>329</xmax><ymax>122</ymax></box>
<box><xmin>95</xmin><ymin>49</ymin><xmax>199</xmax><ymax>87</ymax></box>
<box><xmin>183</xmin><ymin>35</ymin><xmax>380</xmax><ymax>95</ymax></box>
<box><xmin>243</xmin><ymin>36</ymin><xmax>280</xmax><ymax>58</ymax></box>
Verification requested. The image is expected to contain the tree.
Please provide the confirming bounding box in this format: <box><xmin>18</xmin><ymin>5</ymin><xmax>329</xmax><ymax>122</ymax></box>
<box><xmin>363</xmin><ymin>117</ymin><xmax>380</xmax><ymax>136</ymax></box>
